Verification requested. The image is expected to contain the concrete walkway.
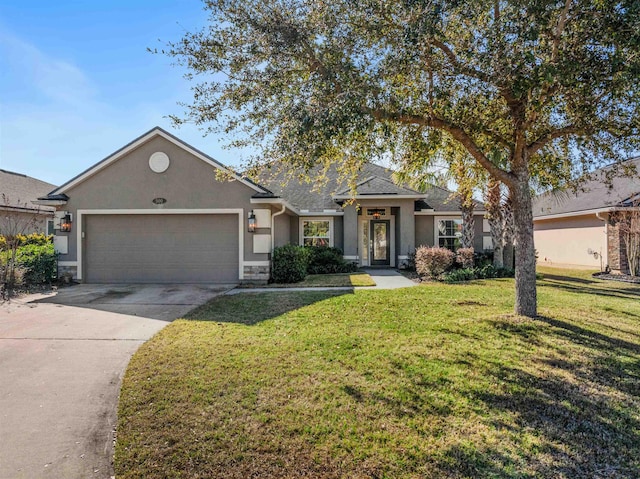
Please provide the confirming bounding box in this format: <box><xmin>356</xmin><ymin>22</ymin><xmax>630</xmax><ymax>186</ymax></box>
<box><xmin>361</xmin><ymin>268</ymin><xmax>418</xmax><ymax>289</ymax></box>
<box><xmin>226</xmin><ymin>268</ymin><xmax>417</xmax><ymax>295</ymax></box>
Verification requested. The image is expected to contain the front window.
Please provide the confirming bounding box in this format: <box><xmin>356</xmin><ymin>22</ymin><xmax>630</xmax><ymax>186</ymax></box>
<box><xmin>438</xmin><ymin>219</ymin><xmax>463</xmax><ymax>250</ymax></box>
<box><xmin>302</xmin><ymin>219</ymin><xmax>332</xmax><ymax>246</ymax></box>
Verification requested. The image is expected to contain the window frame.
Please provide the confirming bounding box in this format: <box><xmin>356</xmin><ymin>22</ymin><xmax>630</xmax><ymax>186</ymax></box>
<box><xmin>434</xmin><ymin>216</ymin><xmax>464</xmax><ymax>251</ymax></box>
<box><xmin>299</xmin><ymin>217</ymin><xmax>334</xmax><ymax>247</ymax></box>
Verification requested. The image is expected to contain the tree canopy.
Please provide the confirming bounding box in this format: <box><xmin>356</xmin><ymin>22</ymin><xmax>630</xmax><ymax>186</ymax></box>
<box><xmin>163</xmin><ymin>0</ymin><xmax>640</xmax><ymax>316</ymax></box>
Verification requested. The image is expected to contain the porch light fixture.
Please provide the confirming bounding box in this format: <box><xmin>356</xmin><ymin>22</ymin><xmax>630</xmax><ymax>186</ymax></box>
<box><xmin>369</xmin><ymin>208</ymin><xmax>385</xmax><ymax>219</ymax></box>
<box><xmin>247</xmin><ymin>210</ymin><xmax>257</xmax><ymax>233</ymax></box>
<box><xmin>60</xmin><ymin>213</ymin><xmax>72</xmax><ymax>232</ymax></box>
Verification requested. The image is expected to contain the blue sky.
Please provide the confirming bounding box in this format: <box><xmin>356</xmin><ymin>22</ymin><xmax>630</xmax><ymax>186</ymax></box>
<box><xmin>0</xmin><ymin>1</ymin><xmax>253</xmax><ymax>186</ymax></box>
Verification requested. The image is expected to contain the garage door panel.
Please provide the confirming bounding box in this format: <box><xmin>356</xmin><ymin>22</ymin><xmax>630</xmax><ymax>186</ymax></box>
<box><xmin>85</xmin><ymin>214</ymin><xmax>239</xmax><ymax>283</ymax></box>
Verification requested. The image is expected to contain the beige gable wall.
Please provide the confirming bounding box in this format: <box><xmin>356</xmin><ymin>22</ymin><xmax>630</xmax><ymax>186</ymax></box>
<box><xmin>534</xmin><ymin>214</ymin><xmax>607</xmax><ymax>269</ymax></box>
<box><xmin>56</xmin><ymin>135</ymin><xmax>268</xmax><ymax>264</ymax></box>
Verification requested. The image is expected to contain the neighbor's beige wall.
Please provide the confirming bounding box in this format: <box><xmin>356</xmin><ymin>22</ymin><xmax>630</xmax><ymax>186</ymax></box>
<box><xmin>57</xmin><ymin>135</ymin><xmax>268</xmax><ymax>263</ymax></box>
<box><xmin>534</xmin><ymin>214</ymin><xmax>607</xmax><ymax>269</ymax></box>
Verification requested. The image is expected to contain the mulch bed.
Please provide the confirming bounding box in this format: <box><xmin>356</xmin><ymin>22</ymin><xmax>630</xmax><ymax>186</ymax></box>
<box><xmin>593</xmin><ymin>272</ymin><xmax>640</xmax><ymax>284</ymax></box>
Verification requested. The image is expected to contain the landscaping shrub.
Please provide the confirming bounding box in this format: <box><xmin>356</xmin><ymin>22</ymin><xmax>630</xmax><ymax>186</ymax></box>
<box><xmin>456</xmin><ymin>247</ymin><xmax>475</xmax><ymax>269</ymax></box>
<box><xmin>0</xmin><ymin>233</ymin><xmax>53</xmax><ymax>249</ymax></box>
<box><xmin>474</xmin><ymin>251</ymin><xmax>493</xmax><ymax>268</ymax></box>
<box><xmin>443</xmin><ymin>268</ymin><xmax>476</xmax><ymax>283</ymax></box>
<box><xmin>306</xmin><ymin>246</ymin><xmax>357</xmax><ymax>274</ymax></box>
<box><xmin>18</xmin><ymin>233</ymin><xmax>52</xmax><ymax>246</ymax></box>
<box><xmin>476</xmin><ymin>264</ymin><xmax>515</xmax><ymax>279</ymax></box>
<box><xmin>271</xmin><ymin>244</ymin><xmax>310</xmax><ymax>283</ymax></box>
<box><xmin>415</xmin><ymin>246</ymin><xmax>455</xmax><ymax>278</ymax></box>
<box><xmin>15</xmin><ymin>243</ymin><xmax>57</xmax><ymax>284</ymax></box>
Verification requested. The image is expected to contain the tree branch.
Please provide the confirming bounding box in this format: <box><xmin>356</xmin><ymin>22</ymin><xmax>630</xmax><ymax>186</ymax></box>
<box><xmin>527</xmin><ymin>125</ymin><xmax>582</xmax><ymax>154</ymax></box>
<box><xmin>429</xmin><ymin>39</ymin><xmax>490</xmax><ymax>84</ymax></box>
<box><xmin>552</xmin><ymin>0</ymin><xmax>573</xmax><ymax>62</ymax></box>
<box><xmin>369</xmin><ymin>108</ymin><xmax>515</xmax><ymax>186</ymax></box>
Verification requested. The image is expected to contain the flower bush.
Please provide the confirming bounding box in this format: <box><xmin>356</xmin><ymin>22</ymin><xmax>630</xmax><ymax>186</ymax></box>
<box><xmin>415</xmin><ymin>246</ymin><xmax>456</xmax><ymax>278</ymax></box>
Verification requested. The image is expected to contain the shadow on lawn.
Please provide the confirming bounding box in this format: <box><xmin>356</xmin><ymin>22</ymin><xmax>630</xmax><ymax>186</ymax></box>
<box><xmin>457</xmin><ymin>314</ymin><xmax>640</xmax><ymax>478</ymax></box>
<box><xmin>539</xmin><ymin>274</ymin><xmax>640</xmax><ymax>300</ymax></box>
<box><xmin>184</xmin><ymin>290</ymin><xmax>350</xmax><ymax>325</ymax></box>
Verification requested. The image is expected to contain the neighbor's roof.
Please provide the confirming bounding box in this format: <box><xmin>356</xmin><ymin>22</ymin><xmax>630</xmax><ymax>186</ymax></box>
<box><xmin>533</xmin><ymin>157</ymin><xmax>640</xmax><ymax>218</ymax></box>
<box><xmin>258</xmin><ymin>161</ymin><xmax>483</xmax><ymax>213</ymax></box>
<box><xmin>0</xmin><ymin>169</ymin><xmax>57</xmax><ymax>213</ymax></box>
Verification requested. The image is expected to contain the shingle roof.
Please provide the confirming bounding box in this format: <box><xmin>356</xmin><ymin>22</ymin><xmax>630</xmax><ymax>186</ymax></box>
<box><xmin>533</xmin><ymin>157</ymin><xmax>640</xmax><ymax>218</ymax></box>
<box><xmin>0</xmin><ymin>169</ymin><xmax>57</xmax><ymax>213</ymax></box>
<box><xmin>335</xmin><ymin>176</ymin><xmax>423</xmax><ymax>196</ymax></box>
<box><xmin>258</xmin><ymin>162</ymin><xmax>483</xmax><ymax>213</ymax></box>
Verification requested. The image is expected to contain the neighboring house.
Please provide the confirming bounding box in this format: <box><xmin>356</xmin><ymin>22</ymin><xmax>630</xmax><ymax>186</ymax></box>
<box><xmin>37</xmin><ymin>127</ymin><xmax>490</xmax><ymax>283</ymax></box>
<box><xmin>0</xmin><ymin>169</ymin><xmax>56</xmax><ymax>235</ymax></box>
<box><xmin>532</xmin><ymin>157</ymin><xmax>640</xmax><ymax>273</ymax></box>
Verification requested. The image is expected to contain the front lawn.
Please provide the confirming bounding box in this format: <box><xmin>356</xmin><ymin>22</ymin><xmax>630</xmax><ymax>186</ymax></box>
<box><xmin>116</xmin><ymin>269</ymin><xmax>640</xmax><ymax>478</ymax></box>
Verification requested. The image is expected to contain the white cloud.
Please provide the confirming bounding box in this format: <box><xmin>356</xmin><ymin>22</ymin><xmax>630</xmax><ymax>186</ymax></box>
<box><xmin>1</xmin><ymin>31</ymin><xmax>97</xmax><ymax>107</ymax></box>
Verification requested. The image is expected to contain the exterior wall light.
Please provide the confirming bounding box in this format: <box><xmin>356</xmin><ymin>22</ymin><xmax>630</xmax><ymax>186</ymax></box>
<box><xmin>60</xmin><ymin>213</ymin><xmax>73</xmax><ymax>232</ymax></box>
<box><xmin>248</xmin><ymin>210</ymin><xmax>257</xmax><ymax>233</ymax></box>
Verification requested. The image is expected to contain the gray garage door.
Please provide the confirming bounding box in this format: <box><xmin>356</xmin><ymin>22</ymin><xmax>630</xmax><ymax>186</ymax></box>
<box><xmin>84</xmin><ymin>214</ymin><xmax>239</xmax><ymax>283</ymax></box>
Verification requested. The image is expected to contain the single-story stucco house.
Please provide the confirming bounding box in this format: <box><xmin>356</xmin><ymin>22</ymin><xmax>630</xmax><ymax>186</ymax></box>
<box><xmin>0</xmin><ymin>169</ymin><xmax>56</xmax><ymax>235</ymax></box>
<box><xmin>533</xmin><ymin>157</ymin><xmax>640</xmax><ymax>273</ymax></box>
<box><xmin>36</xmin><ymin>127</ymin><xmax>490</xmax><ymax>283</ymax></box>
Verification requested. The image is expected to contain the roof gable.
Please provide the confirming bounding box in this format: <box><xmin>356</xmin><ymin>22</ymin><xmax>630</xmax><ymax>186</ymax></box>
<box><xmin>48</xmin><ymin>127</ymin><xmax>271</xmax><ymax>197</ymax></box>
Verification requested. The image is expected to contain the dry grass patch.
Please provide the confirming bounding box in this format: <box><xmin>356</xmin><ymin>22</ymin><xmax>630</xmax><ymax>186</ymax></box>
<box><xmin>116</xmin><ymin>271</ymin><xmax>640</xmax><ymax>478</ymax></box>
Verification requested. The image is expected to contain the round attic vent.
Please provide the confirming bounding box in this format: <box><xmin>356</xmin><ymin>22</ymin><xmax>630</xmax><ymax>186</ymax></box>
<box><xmin>149</xmin><ymin>152</ymin><xmax>170</xmax><ymax>173</ymax></box>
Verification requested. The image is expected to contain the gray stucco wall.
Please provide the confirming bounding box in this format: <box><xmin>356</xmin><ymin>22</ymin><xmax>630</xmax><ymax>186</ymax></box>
<box><xmin>415</xmin><ymin>216</ymin><xmax>435</xmax><ymax>247</ymax></box>
<box><xmin>273</xmin><ymin>212</ymin><xmax>292</xmax><ymax>247</ymax></box>
<box><xmin>343</xmin><ymin>205</ymin><xmax>359</xmax><ymax>257</ymax></box>
<box><xmin>289</xmin><ymin>215</ymin><xmax>299</xmax><ymax>244</ymax></box>
<box><xmin>333</xmin><ymin>216</ymin><xmax>344</xmax><ymax>251</ymax></box>
<box><xmin>56</xmin><ymin>135</ymin><xmax>269</xmax><ymax>266</ymax></box>
<box><xmin>473</xmin><ymin>214</ymin><xmax>487</xmax><ymax>252</ymax></box>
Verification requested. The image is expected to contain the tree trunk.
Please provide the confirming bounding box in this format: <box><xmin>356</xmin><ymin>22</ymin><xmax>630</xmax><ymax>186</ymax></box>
<box><xmin>502</xmin><ymin>193</ymin><xmax>515</xmax><ymax>269</ymax></box>
<box><xmin>485</xmin><ymin>177</ymin><xmax>504</xmax><ymax>268</ymax></box>
<box><xmin>509</xmin><ymin>177</ymin><xmax>537</xmax><ymax>317</ymax></box>
<box><xmin>461</xmin><ymin>204</ymin><xmax>475</xmax><ymax>250</ymax></box>
<box><xmin>503</xmin><ymin>243</ymin><xmax>514</xmax><ymax>269</ymax></box>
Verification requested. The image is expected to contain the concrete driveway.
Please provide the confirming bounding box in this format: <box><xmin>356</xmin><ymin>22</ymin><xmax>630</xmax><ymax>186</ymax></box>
<box><xmin>0</xmin><ymin>283</ymin><xmax>232</xmax><ymax>479</ymax></box>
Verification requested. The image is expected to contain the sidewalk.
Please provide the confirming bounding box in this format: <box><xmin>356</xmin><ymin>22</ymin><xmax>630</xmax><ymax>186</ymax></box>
<box><xmin>226</xmin><ymin>268</ymin><xmax>417</xmax><ymax>295</ymax></box>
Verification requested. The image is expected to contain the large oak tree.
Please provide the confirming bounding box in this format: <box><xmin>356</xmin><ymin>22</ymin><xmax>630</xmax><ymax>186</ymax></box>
<box><xmin>164</xmin><ymin>0</ymin><xmax>640</xmax><ymax>316</ymax></box>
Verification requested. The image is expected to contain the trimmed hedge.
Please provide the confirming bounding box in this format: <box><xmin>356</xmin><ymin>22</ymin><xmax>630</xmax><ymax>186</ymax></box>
<box><xmin>271</xmin><ymin>244</ymin><xmax>310</xmax><ymax>283</ymax></box>
<box><xmin>306</xmin><ymin>246</ymin><xmax>357</xmax><ymax>274</ymax></box>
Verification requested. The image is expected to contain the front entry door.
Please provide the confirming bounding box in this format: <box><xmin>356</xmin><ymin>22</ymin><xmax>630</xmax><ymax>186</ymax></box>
<box><xmin>370</xmin><ymin>220</ymin><xmax>391</xmax><ymax>266</ymax></box>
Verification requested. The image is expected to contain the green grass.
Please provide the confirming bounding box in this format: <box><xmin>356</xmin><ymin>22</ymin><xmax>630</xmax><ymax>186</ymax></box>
<box><xmin>116</xmin><ymin>269</ymin><xmax>640</xmax><ymax>478</ymax></box>
<box><xmin>240</xmin><ymin>272</ymin><xmax>376</xmax><ymax>288</ymax></box>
